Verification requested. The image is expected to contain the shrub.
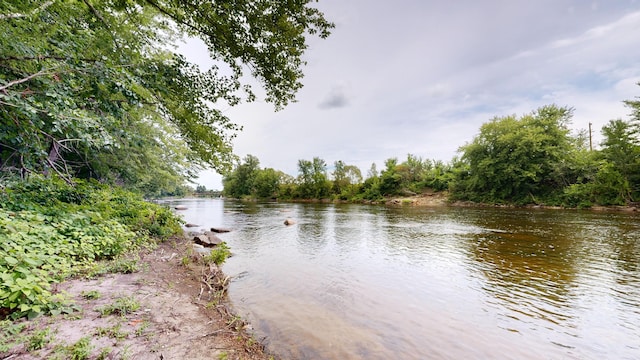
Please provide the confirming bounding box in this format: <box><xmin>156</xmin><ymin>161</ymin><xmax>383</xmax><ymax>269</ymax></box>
<box><xmin>204</xmin><ymin>243</ymin><xmax>232</xmax><ymax>266</ymax></box>
<box><xmin>0</xmin><ymin>176</ymin><xmax>183</xmax><ymax>319</ymax></box>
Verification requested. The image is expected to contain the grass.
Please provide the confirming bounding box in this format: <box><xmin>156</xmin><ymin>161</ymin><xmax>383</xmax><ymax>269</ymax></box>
<box><xmin>80</xmin><ymin>290</ymin><xmax>101</xmax><ymax>300</ymax></box>
<box><xmin>96</xmin><ymin>347</ymin><xmax>112</xmax><ymax>360</ymax></box>
<box><xmin>51</xmin><ymin>336</ymin><xmax>93</xmax><ymax>360</ymax></box>
<box><xmin>96</xmin><ymin>296</ymin><xmax>140</xmax><ymax>317</ymax></box>
<box><xmin>26</xmin><ymin>327</ymin><xmax>52</xmax><ymax>351</ymax></box>
<box><xmin>134</xmin><ymin>320</ymin><xmax>151</xmax><ymax>337</ymax></box>
<box><xmin>95</xmin><ymin>323</ymin><xmax>128</xmax><ymax>341</ymax></box>
<box><xmin>0</xmin><ymin>320</ymin><xmax>26</xmax><ymax>352</ymax></box>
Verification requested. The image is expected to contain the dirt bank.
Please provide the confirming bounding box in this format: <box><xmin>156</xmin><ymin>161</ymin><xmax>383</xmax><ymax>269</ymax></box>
<box><xmin>0</xmin><ymin>237</ymin><xmax>273</xmax><ymax>360</ymax></box>
<box><xmin>385</xmin><ymin>192</ymin><xmax>448</xmax><ymax>206</ymax></box>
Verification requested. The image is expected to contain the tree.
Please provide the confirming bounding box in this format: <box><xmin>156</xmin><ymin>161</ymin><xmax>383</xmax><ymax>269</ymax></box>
<box><xmin>332</xmin><ymin>160</ymin><xmax>348</xmax><ymax>195</ymax></box>
<box><xmin>331</xmin><ymin>160</ymin><xmax>362</xmax><ymax>199</ymax></box>
<box><xmin>624</xmin><ymin>82</ymin><xmax>640</xmax><ymax>129</ymax></box>
<box><xmin>254</xmin><ymin>168</ymin><xmax>281</xmax><ymax>199</ymax></box>
<box><xmin>595</xmin><ymin>119</ymin><xmax>640</xmax><ymax>203</ymax></box>
<box><xmin>367</xmin><ymin>163</ymin><xmax>379</xmax><ymax>179</ymax></box>
<box><xmin>379</xmin><ymin>158</ymin><xmax>402</xmax><ymax>195</ymax></box>
<box><xmin>0</xmin><ymin>1</ymin><xmax>333</xmax><ymax>194</ymax></box>
<box><xmin>453</xmin><ymin>105</ymin><xmax>574</xmax><ymax>203</ymax></box>
<box><xmin>422</xmin><ymin>160</ymin><xmax>453</xmax><ymax>192</ymax></box>
<box><xmin>296</xmin><ymin>157</ymin><xmax>330</xmax><ymax>198</ymax></box>
<box><xmin>622</xmin><ymin>84</ymin><xmax>640</xmax><ymax>200</ymax></box>
<box><xmin>296</xmin><ymin>159</ymin><xmax>314</xmax><ymax>198</ymax></box>
<box><xmin>403</xmin><ymin>154</ymin><xmax>428</xmax><ymax>184</ymax></box>
<box><xmin>222</xmin><ymin>154</ymin><xmax>260</xmax><ymax>198</ymax></box>
<box><xmin>358</xmin><ymin>162</ymin><xmax>381</xmax><ymax>200</ymax></box>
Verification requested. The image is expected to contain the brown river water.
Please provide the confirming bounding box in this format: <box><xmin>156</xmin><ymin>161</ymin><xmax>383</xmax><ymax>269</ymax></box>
<box><xmin>167</xmin><ymin>199</ymin><xmax>640</xmax><ymax>359</ymax></box>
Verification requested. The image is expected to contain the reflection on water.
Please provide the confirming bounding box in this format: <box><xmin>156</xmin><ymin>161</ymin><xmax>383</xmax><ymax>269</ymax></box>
<box><xmin>166</xmin><ymin>199</ymin><xmax>640</xmax><ymax>359</ymax></box>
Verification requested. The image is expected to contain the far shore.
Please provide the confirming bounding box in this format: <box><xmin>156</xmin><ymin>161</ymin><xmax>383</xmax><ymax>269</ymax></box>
<box><xmin>217</xmin><ymin>191</ymin><xmax>639</xmax><ymax>213</ymax></box>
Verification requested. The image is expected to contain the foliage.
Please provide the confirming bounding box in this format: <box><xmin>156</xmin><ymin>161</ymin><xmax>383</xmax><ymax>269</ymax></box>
<box><xmin>0</xmin><ymin>1</ymin><xmax>334</xmax><ymax>196</ymax></box>
<box><xmin>96</xmin><ymin>296</ymin><xmax>140</xmax><ymax>317</ymax></box>
<box><xmin>224</xmin><ymin>87</ymin><xmax>640</xmax><ymax>208</ymax></box>
<box><xmin>296</xmin><ymin>157</ymin><xmax>331</xmax><ymax>199</ymax></box>
<box><xmin>204</xmin><ymin>243</ymin><xmax>232</xmax><ymax>266</ymax></box>
<box><xmin>58</xmin><ymin>336</ymin><xmax>93</xmax><ymax>360</ymax></box>
<box><xmin>222</xmin><ymin>155</ymin><xmax>261</xmax><ymax>198</ymax></box>
<box><xmin>95</xmin><ymin>323</ymin><xmax>128</xmax><ymax>341</ymax></box>
<box><xmin>452</xmin><ymin>105</ymin><xmax>574</xmax><ymax>204</ymax></box>
<box><xmin>597</xmin><ymin>119</ymin><xmax>640</xmax><ymax>203</ymax></box>
<box><xmin>331</xmin><ymin>160</ymin><xmax>362</xmax><ymax>199</ymax></box>
<box><xmin>254</xmin><ymin>168</ymin><xmax>282</xmax><ymax>199</ymax></box>
<box><xmin>378</xmin><ymin>158</ymin><xmax>403</xmax><ymax>196</ymax></box>
<box><xmin>561</xmin><ymin>183</ymin><xmax>595</xmax><ymax>209</ymax></box>
<box><xmin>0</xmin><ymin>320</ymin><xmax>26</xmax><ymax>352</ymax></box>
<box><xmin>0</xmin><ymin>176</ymin><xmax>182</xmax><ymax>319</ymax></box>
<box><xmin>81</xmin><ymin>290</ymin><xmax>101</xmax><ymax>300</ymax></box>
<box><xmin>26</xmin><ymin>327</ymin><xmax>53</xmax><ymax>351</ymax></box>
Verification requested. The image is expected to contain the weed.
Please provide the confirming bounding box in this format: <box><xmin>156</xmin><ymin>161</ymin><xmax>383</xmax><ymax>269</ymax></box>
<box><xmin>95</xmin><ymin>323</ymin><xmax>128</xmax><ymax>341</ymax></box>
<box><xmin>181</xmin><ymin>255</ymin><xmax>190</xmax><ymax>266</ymax></box>
<box><xmin>134</xmin><ymin>320</ymin><xmax>150</xmax><ymax>337</ymax></box>
<box><xmin>56</xmin><ymin>336</ymin><xmax>93</xmax><ymax>360</ymax></box>
<box><xmin>80</xmin><ymin>290</ymin><xmax>101</xmax><ymax>300</ymax></box>
<box><xmin>62</xmin><ymin>313</ymin><xmax>83</xmax><ymax>321</ymax></box>
<box><xmin>203</xmin><ymin>243</ymin><xmax>231</xmax><ymax>266</ymax></box>
<box><xmin>0</xmin><ymin>320</ymin><xmax>26</xmax><ymax>352</ymax></box>
<box><xmin>205</xmin><ymin>300</ymin><xmax>218</xmax><ymax>309</ymax></box>
<box><xmin>227</xmin><ymin>315</ymin><xmax>244</xmax><ymax>331</ymax></box>
<box><xmin>26</xmin><ymin>327</ymin><xmax>52</xmax><ymax>351</ymax></box>
<box><xmin>106</xmin><ymin>257</ymin><xmax>140</xmax><ymax>274</ymax></box>
<box><xmin>97</xmin><ymin>347</ymin><xmax>112</xmax><ymax>360</ymax></box>
<box><xmin>218</xmin><ymin>351</ymin><xmax>228</xmax><ymax>360</ymax></box>
<box><xmin>97</xmin><ymin>296</ymin><xmax>140</xmax><ymax>317</ymax></box>
<box><xmin>119</xmin><ymin>344</ymin><xmax>132</xmax><ymax>360</ymax></box>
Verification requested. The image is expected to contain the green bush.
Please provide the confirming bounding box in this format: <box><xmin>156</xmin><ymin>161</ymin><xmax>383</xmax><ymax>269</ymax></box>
<box><xmin>204</xmin><ymin>243</ymin><xmax>232</xmax><ymax>266</ymax></box>
<box><xmin>562</xmin><ymin>183</ymin><xmax>594</xmax><ymax>208</ymax></box>
<box><xmin>0</xmin><ymin>176</ymin><xmax>183</xmax><ymax>319</ymax></box>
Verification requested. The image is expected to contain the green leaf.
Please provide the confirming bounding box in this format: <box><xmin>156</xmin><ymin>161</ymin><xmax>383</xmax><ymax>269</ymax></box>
<box><xmin>3</xmin><ymin>256</ymin><xmax>18</xmax><ymax>266</ymax></box>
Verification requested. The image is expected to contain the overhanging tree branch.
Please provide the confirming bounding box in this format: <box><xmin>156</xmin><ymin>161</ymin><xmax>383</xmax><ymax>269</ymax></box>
<box><xmin>0</xmin><ymin>68</ymin><xmax>55</xmax><ymax>92</ymax></box>
<box><xmin>0</xmin><ymin>1</ymin><xmax>55</xmax><ymax>20</ymax></box>
<box><xmin>143</xmin><ymin>0</ymin><xmax>203</xmax><ymax>35</ymax></box>
<box><xmin>81</xmin><ymin>0</ymin><xmax>121</xmax><ymax>53</ymax></box>
<box><xmin>0</xmin><ymin>55</ymin><xmax>99</xmax><ymax>62</ymax></box>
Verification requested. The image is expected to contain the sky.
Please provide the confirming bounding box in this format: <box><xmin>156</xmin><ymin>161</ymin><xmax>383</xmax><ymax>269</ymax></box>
<box><xmin>179</xmin><ymin>0</ymin><xmax>640</xmax><ymax>190</ymax></box>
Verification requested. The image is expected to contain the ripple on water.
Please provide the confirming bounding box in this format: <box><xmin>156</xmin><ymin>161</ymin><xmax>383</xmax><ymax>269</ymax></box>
<box><xmin>181</xmin><ymin>200</ymin><xmax>640</xmax><ymax>360</ymax></box>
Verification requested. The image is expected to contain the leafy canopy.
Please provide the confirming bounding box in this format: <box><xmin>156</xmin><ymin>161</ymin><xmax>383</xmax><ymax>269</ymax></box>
<box><xmin>454</xmin><ymin>105</ymin><xmax>574</xmax><ymax>203</ymax></box>
<box><xmin>0</xmin><ymin>0</ymin><xmax>333</xmax><ymax>193</ymax></box>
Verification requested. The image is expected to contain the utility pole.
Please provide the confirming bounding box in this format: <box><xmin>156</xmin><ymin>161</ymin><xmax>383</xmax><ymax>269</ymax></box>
<box><xmin>589</xmin><ymin>122</ymin><xmax>593</xmax><ymax>151</ymax></box>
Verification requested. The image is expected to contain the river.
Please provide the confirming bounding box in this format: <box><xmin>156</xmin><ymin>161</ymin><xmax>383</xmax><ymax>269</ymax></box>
<box><xmin>166</xmin><ymin>199</ymin><xmax>640</xmax><ymax>359</ymax></box>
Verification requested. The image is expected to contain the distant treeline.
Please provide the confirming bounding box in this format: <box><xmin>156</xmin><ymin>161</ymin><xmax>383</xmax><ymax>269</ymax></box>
<box><xmin>223</xmin><ymin>97</ymin><xmax>640</xmax><ymax>208</ymax></box>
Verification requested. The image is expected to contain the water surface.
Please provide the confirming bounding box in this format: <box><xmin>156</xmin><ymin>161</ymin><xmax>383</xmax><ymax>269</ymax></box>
<box><xmin>168</xmin><ymin>199</ymin><xmax>640</xmax><ymax>359</ymax></box>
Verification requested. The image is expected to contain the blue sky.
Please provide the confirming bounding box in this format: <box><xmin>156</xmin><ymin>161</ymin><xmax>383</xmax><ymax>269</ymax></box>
<box><xmin>180</xmin><ymin>0</ymin><xmax>640</xmax><ymax>190</ymax></box>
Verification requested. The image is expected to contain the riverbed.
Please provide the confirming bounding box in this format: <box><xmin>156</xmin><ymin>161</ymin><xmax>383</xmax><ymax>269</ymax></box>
<box><xmin>167</xmin><ymin>199</ymin><xmax>640</xmax><ymax>359</ymax></box>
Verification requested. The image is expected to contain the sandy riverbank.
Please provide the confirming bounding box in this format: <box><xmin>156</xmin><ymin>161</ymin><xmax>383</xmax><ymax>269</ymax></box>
<box><xmin>0</xmin><ymin>236</ymin><xmax>273</xmax><ymax>360</ymax></box>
